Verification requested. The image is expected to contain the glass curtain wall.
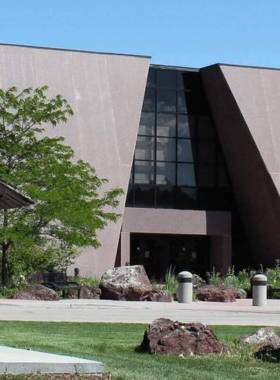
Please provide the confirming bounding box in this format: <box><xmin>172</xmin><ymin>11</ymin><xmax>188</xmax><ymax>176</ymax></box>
<box><xmin>126</xmin><ymin>67</ymin><xmax>232</xmax><ymax>210</ymax></box>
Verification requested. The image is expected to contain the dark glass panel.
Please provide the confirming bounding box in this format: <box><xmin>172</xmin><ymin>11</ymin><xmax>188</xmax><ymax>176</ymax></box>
<box><xmin>156</xmin><ymin>137</ymin><xmax>176</xmax><ymax>161</ymax></box>
<box><xmin>126</xmin><ymin>184</ymin><xmax>133</xmax><ymax>207</ymax></box>
<box><xmin>134</xmin><ymin>161</ymin><xmax>154</xmax><ymax>184</ymax></box>
<box><xmin>177</xmin><ymin>71</ymin><xmax>198</xmax><ymax>90</ymax></box>
<box><xmin>177</xmin><ymin>163</ymin><xmax>196</xmax><ymax>186</ymax></box>
<box><xmin>196</xmin><ymin>187</ymin><xmax>218</xmax><ymax>210</ymax></box>
<box><xmin>143</xmin><ymin>89</ymin><xmax>155</xmax><ymax>112</ymax></box>
<box><xmin>178</xmin><ymin>91</ymin><xmax>197</xmax><ymax>114</ymax></box>
<box><xmin>157</xmin><ymin>90</ymin><xmax>176</xmax><ymax>113</ymax></box>
<box><xmin>139</xmin><ymin>112</ymin><xmax>155</xmax><ymax>136</ymax></box>
<box><xmin>197</xmin><ymin>165</ymin><xmax>216</xmax><ymax>187</ymax></box>
<box><xmin>135</xmin><ymin>136</ymin><xmax>154</xmax><ymax>160</ymax></box>
<box><xmin>218</xmin><ymin>165</ymin><xmax>230</xmax><ymax>187</ymax></box>
<box><xmin>157</xmin><ymin>113</ymin><xmax>176</xmax><ymax>137</ymax></box>
<box><xmin>177</xmin><ymin>91</ymin><xmax>188</xmax><ymax>114</ymax></box>
<box><xmin>177</xmin><ymin>139</ymin><xmax>195</xmax><ymax>163</ymax></box>
<box><xmin>147</xmin><ymin>68</ymin><xmax>156</xmax><ymax>88</ymax></box>
<box><xmin>157</xmin><ymin>69</ymin><xmax>176</xmax><ymax>89</ymax></box>
<box><xmin>198</xmin><ymin>141</ymin><xmax>216</xmax><ymax>163</ymax></box>
<box><xmin>198</xmin><ymin>89</ymin><xmax>211</xmax><ymax>115</ymax></box>
<box><xmin>134</xmin><ymin>185</ymin><xmax>155</xmax><ymax>208</ymax></box>
<box><xmin>156</xmin><ymin>162</ymin><xmax>176</xmax><ymax>185</ymax></box>
<box><xmin>217</xmin><ymin>149</ymin><xmax>226</xmax><ymax>164</ymax></box>
<box><xmin>156</xmin><ymin>185</ymin><xmax>175</xmax><ymax>209</ymax></box>
<box><xmin>178</xmin><ymin>114</ymin><xmax>196</xmax><ymax>138</ymax></box>
<box><xmin>198</xmin><ymin>116</ymin><xmax>215</xmax><ymax>139</ymax></box>
<box><xmin>176</xmin><ymin>187</ymin><xmax>196</xmax><ymax>209</ymax></box>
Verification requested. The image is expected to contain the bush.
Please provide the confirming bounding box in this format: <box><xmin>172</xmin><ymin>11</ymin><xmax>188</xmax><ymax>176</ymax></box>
<box><xmin>71</xmin><ymin>276</ymin><xmax>100</xmax><ymax>288</ymax></box>
<box><xmin>162</xmin><ymin>266</ymin><xmax>178</xmax><ymax>295</ymax></box>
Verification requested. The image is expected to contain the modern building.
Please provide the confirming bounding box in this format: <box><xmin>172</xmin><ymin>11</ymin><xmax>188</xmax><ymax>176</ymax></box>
<box><xmin>0</xmin><ymin>43</ymin><xmax>279</xmax><ymax>278</ymax></box>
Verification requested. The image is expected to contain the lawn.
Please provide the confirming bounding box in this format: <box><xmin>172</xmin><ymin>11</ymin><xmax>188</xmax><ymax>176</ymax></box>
<box><xmin>0</xmin><ymin>322</ymin><xmax>279</xmax><ymax>380</ymax></box>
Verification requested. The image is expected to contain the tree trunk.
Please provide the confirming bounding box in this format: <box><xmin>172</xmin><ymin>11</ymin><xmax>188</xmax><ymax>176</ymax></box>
<box><xmin>1</xmin><ymin>244</ymin><xmax>8</xmax><ymax>287</ymax></box>
<box><xmin>1</xmin><ymin>210</ymin><xmax>10</xmax><ymax>287</ymax></box>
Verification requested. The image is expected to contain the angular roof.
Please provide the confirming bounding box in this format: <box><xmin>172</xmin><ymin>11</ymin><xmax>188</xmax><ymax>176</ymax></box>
<box><xmin>0</xmin><ymin>180</ymin><xmax>34</xmax><ymax>209</ymax></box>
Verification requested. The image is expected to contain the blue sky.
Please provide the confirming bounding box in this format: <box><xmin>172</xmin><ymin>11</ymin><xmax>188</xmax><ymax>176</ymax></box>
<box><xmin>1</xmin><ymin>0</ymin><xmax>280</xmax><ymax>68</ymax></box>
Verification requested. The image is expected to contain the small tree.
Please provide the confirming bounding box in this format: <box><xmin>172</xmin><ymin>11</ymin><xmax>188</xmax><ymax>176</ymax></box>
<box><xmin>0</xmin><ymin>86</ymin><xmax>123</xmax><ymax>286</ymax></box>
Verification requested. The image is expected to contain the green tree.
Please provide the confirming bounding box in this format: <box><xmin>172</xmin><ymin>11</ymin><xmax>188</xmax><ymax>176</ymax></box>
<box><xmin>0</xmin><ymin>86</ymin><xmax>123</xmax><ymax>287</ymax></box>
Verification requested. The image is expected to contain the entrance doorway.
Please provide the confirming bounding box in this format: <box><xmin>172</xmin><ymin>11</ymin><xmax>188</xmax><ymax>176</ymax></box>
<box><xmin>130</xmin><ymin>233</ymin><xmax>210</xmax><ymax>280</ymax></box>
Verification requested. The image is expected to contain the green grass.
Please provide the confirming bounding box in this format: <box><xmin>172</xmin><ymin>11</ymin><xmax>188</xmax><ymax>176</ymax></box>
<box><xmin>0</xmin><ymin>322</ymin><xmax>279</xmax><ymax>380</ymax></box>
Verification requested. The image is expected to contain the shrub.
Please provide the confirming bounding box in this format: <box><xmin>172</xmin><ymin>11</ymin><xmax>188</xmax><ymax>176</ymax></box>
<box><xmin>162</xmin><ymin>266</ymin><xmax>178</xmax><ymax>295</ymax></box>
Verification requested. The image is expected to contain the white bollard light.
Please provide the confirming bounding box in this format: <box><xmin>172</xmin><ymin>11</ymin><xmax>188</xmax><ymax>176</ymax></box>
<box><xmin>252</xmin><ymin>273</ymin><xmax>267</xmax><ymax>307</ymax></box>
<box><xmin>178</xmin><ymin>271</ymin><xmax>193</xmax><ymax>304</ymax></box>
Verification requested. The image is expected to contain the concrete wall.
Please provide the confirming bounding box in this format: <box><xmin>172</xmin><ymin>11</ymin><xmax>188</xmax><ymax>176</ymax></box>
<box><xmin>0</xmin><ymin>44</ymin><xmax>150</xmax><ymax>277</ymax></box>
<box><xmin>122</xmin><ymin>208</ymin><xmax>232</xmax><ymax>273</ymax></box>
<box><xmin>201</xmin><ymin>64</ymin><xmax>280</xmax><ymax>268</ymax></box>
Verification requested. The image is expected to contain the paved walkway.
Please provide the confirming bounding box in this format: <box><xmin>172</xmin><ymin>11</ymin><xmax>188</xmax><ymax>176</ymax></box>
<box><xmin>0</xmin><ymin>298</ymin><xmax>280</xmax><ymax>325</ymax></box>
<box><xmin>0</xmin><ymin>345</ymin><xmax>103</xmax><ymax>375</ymax></box>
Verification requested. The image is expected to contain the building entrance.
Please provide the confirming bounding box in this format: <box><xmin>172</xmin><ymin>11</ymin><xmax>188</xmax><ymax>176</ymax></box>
<box><xmin>130</xmin><ymin>233</ymin><xmax>210</xmax><ymax>280</ymax></box>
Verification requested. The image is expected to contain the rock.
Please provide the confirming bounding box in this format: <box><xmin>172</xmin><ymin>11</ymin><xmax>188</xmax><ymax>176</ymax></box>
<box><xmin>234</xmin><ymin>288</ymin><xmax>247</xmax><ymax>299</ymax></box>
<box><xmin>196</xmin><ymin>285</ymin><xmax>236</xmax><ymax>302</ymax></box>
<box><xmin>254</xmin><ymin>343</ymin><xmax>280</xmax><ymax>361</ymax></box>
<box><xmin>10</xmin><ymin>285</ymin><xmax>59</xmax><ymax>301</ymax></box>
<box><xmin>140</xmin><ymin>318</ymin><xmax>228</xmax><ymax>356</ymax></box>
<box><xmin>192</xmin><ymin>274</ymin><xmax>206</xmax><ymax>289</ymax></box>
<box><xmin>239</xmin><ymin>328</ymin><xmax>280</xmax><ymax>346</ymax></box>
<box><xmin>80</xmin><ymin>286</ymin><xmax>101</xmax><ymax>299</ymax></box>
<box><xmin>99</xmin><ymin>265</ymin><xmax>153</xmax><ymax>301</ymax></box>
<box><xmin>64</xmin><ymin>286</ymin><xmax>101</xmax><ymax>299</ymax></box>
<box><xmin>147</xmin><ymin>289</ymin><xmax>172</xmax><ymax>302</ymax></box>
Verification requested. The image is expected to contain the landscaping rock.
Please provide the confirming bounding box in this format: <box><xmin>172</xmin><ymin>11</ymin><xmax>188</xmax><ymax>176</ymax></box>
<box><xmin>64</xmin><ymin>286</ymin><xmax>101</xmax><ymax>299</ymax></box>
<box><xmin>239</xmin><ymin>328</ymin><xmax>280</xmax><ymax>346</ymax></box>
<box><xmin>10</xmin><ymin>285</ymin><xmax>59</xmax><ymax>301</ymax></box>
<box><xmin>254</xmin><ymin>343</ymin><xmax>280</xmax><ymax>361</ymax></box>
<box><xmin>140</xmin><ymin>318</ymin><xmax>228</xmax><ymax>356</ymax></box>
<box><xmin>99</xmin><ymin>265</ymin><xmax>153</xmax><ymax>301</ymax></box>
<box><xmin>147</xmin><ymin>289</ymin><xmax>172</xmax><ymax>302</ymax></box>
<box><xmin>192</xmin><ymin>274</ymin><xmax>206</xmax><ymax>289</ymax></box>
<box><xmin>196</xmin><ymin>285</ymin><xmax>236</xmax><ymax>302</ymax></box>
<box><xmin>226</xmin><ymin>286</ymin><xmax>247</xmax><ymax>299</ymax></box>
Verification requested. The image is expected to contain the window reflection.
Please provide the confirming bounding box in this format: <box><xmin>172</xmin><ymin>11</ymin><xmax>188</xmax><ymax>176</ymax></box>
<box><xmin>157</xmin><ymin>114</ymin><xmax>176</xmax><ymax>137</ymax></box>
<box><xmin>135</xmin><ymin>137</ymin><xmax>154</xmax><ymax>160</ymax></box>
<box><xmin>134</xmin><ymin>185</ymin><xmax>155</xmax><ymax>208</ymax></box>
<box><xmin>157</xmin><ymin>186</ymin><xmax>175</xmax><ymax>209</ymax></box>
<box><xmin>157</xmin><ymin>70</ymin><xmax>176</xmax><ymax>89</ymax></box>
<box><xmin>156</xmin><ymin>162</ymin><xmax>175</xmax><ymax>185</ymax></box>
<box><xmin>156</xmin><ymin>137</ymin><xmax>176</xmax><ymax>161</ymax></box>
<box><xmin>177</xmin><ymin>163</ymin><xmax>196</xmax><ymax>186</ymax></box>
<box><xmin>178</xmin><ymin>115</ymin><xmax>196</xmax><ymax>138</ymax></box>
<box><xmin>177</xmin><ymin>139</ymin><xmax>195</xmax><ymax>163</ymax></box>
<box><xmin>143</xmin><ymin>89</ymin><xmax>155</xmax><ymax>112</ymax></box>
<box><xmin>176</xmin><ymin>187</ymin><xmax>196</xmax><ymax>209</ymax></box>
<box><xmin>157</xmin><ymin>90</ymin><xmax>176</xmax><ymax>113</ymax></box>
<box><xmin>139</xmin><ymin>112</ymin><xmax>155</xmax><ymax>136</ymax></box>
<box><xmin>128</xmin><ymin>67</ymin><xmax>232</xmax><ymax>211</ymax></box>
<box><xmin>135</xmin><ymin>161</ymin><xmax>154</xmax><ymax>184</ymax></box>
<box><xmin>147</xmin><ymin>69</ymin><xmax>156</xmax><ymax>88</ymax></box>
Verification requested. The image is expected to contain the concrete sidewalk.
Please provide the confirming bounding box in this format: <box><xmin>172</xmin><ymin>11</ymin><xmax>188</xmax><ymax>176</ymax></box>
<box><xmin>0</xmin><ymin>298</ymin><xmax>280</xmax><ymax>326</ymax></box>
<box><xmin>0</xmin><ymin>345</ymin><xmax>103</xmax><ymax>375</ymax></box>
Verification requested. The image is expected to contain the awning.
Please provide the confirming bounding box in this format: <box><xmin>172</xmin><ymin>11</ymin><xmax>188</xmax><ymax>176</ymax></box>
<box><xmin>0</xmin><ymin>180</ymin><xmax>34</xmax><ymax>209</ymax></box>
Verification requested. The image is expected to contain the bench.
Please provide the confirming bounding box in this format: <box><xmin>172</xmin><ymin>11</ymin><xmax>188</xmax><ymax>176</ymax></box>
<box><xmin>268</xmin><ymin>285</ymin><xmax>280</xmax><ymax>299</ymax></box>
<box><xmin>41</xmin><ymin>271</ymin><xmax>81</xmax><ymax>299</ymax></box>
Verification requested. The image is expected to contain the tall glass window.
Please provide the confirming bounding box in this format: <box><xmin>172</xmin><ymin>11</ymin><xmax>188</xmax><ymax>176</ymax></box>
<box><xmin>127</xmin><ymin>67</ymin><xmax>232</xmax><ymax>211</ymax></box>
